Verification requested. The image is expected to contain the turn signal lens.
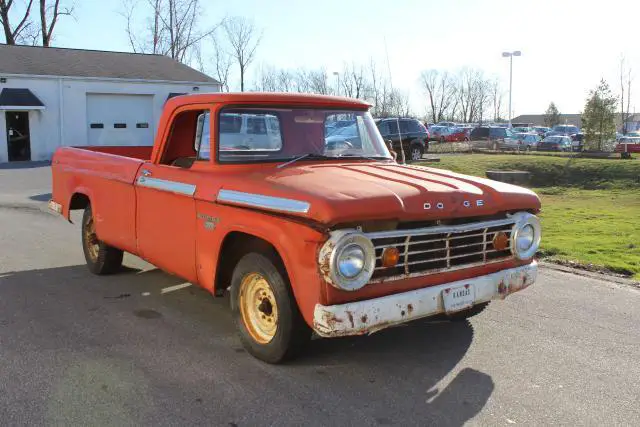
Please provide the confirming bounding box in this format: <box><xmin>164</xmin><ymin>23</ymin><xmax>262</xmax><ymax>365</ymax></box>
<box><xmin>381</xmin><ymin>247</ymin><xmax>400</xmax><ymax>268</ymax></box>
<box><xmin>492</xmin><ymin>232</ymin><xmax>510</xmax><ymax>251</ymax></box>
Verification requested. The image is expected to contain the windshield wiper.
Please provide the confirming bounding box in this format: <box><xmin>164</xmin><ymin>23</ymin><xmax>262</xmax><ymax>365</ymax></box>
<box><xmin>277</xmin><ymin>153</ymin><xmax>332</xmax><ymax>168</ymax></box>
<box><xmin>334</xmin><ymin>154</ymin><xmax>391</xmax><ymax>161</ymax></box>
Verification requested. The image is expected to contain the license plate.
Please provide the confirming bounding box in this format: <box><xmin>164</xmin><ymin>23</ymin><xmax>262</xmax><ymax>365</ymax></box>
<box><xmin>443</xmin><ymin>284</ymin><xmax>475</xmax><ymax>313</ymax></box>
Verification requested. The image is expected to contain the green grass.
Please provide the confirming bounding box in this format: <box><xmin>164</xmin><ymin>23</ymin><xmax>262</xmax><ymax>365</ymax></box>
<box><xmin>419</xmin><ymin>155</ymin><xmax>640</xmax><ymax>279</ymax></box>
<box><xmin>422</xmin><ymin>154</ymin><xmax>640</xmax><ymax>190</ymax></box>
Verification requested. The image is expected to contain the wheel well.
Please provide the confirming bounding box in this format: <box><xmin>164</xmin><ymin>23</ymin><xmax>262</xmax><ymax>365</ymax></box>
<box><xmin>214</xmin><ymin>231</ymin><xmax>286</xmax><ymax>297</ymax></box>
<box><xmin>69</xmin><ymin>193</ymin><xmax>90</xmax><ymax>210</ymax></box>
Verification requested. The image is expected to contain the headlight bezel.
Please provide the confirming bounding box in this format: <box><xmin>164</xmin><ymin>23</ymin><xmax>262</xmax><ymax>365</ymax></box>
<box><xmin>510</xmin><ymin>212</ymin><xmax>541</xmax><ymax>260</ymax></box>
<box><xmin>319</xmin><ymin>230</ymin><xmax>376</xmax><ymax>291</ymax></box>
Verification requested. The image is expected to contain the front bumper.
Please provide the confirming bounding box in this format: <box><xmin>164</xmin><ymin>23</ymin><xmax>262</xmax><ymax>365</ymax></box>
<box><xmin>313</xmin><ymin>261</ymin><xmax>537</xmax><ymax>337</ymax></box>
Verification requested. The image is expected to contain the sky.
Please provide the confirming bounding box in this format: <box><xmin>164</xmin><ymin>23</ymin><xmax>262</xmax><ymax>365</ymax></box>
<box><xmin>38</xmin><ymin>0</ymin><xmax>640</xmax><ymax>117</ymax></box>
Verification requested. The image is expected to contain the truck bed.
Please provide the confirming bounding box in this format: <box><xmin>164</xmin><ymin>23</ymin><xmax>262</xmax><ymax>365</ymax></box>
<box><xmin>51</xmin><ymin>145</ymin><xmax>152</xmax><ymax>254</ymax></box>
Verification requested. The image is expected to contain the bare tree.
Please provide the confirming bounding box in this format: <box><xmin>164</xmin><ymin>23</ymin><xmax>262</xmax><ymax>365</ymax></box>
<box><xmin>620</xmin><ymin>55</ymin><xmax>633</xmax><ymax>133</ymax></box>
<box><xmin>419</xmin><ymin>69</ymin><xmax>455</xmax><ymax>123</ymax></box>
<box><xmin>208</xmin><ymin>30</ymin><xmax>233</xmax><ymax>91</ymax></box>
<box><xmin>224</xmin><ymin>16</ymin><xmax>261</xmax><ymax>92</ymax></box>
<box><xmin>123</xmin><ymin>0</ymin><xmax>220</xmax><ymax>64</ymax></box>
<box><xmin>0</xmin><ymin>0</ymin><xmax>35</xmax><ymax>44</ymax></box>
<box><xmin>39</xmin><ymin>0</ymin><xmax>72</xmax><ymax>46</ymax></box>
<box><xmin>340</xmin><ymin>62</ymin><xmax>366</xmax><ymax>99</ymax></box>
<box><xmin>490</xmin><ymin>78</ymin><xmax>504</xmax><ymax>121</ymax></box>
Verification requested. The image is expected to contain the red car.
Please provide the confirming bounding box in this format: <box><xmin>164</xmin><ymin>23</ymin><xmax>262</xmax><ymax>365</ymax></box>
<box><xmin>441</xmin><ymin>127</ymin><xmax>470</xmax><ymax>142</ymax></box>
<box><xmin>616</xmin><ymin>137</ymin><xmax>640</xmax><ymax>158</ymax></box>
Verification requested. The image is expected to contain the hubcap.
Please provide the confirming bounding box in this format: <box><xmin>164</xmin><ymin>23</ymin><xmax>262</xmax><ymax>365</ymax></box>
<box><xmin>412</xmin><ymin>148</ymin><xmax>421</xmax><ymax>160</ymax></box>
<box><xmin>84</xmin><ymin>216</ymin><xmax>99</xmax><ymax>261</ymax></box>
<box><xmin>239</xmin><ymin>273</ymin><xmax>278</xmax><ymax>344</ymax></box>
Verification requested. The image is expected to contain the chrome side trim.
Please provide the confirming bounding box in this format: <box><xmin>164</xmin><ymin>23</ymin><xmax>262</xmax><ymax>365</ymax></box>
<box><xmin>217</xmin><ymin>189</ymin><xmax>310</xmax><ymax>214</ymax></box>
<box><xmin>136</xmin><ymin>176</ymin><xmax>196</xmax><ymax>196</ymax></box>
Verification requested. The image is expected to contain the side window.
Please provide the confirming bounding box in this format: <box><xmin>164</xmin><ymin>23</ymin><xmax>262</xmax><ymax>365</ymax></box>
<box><xmin>399</xmin><ymin>120</ymin><xmax>410</xmax><ymax>134</ymax></box>
<box><xmin>161</xmin><ymin>109</ymin><xmax>206</xmax><ymax>166</ymax></box>
<box><xmin>387</xmin><ymin>120</ymin><xmax>399</xmax><ymax>135</ymax></box>
<box><xmin>195</xmin><ymin>112</ymin><xmax>210</xmax><ymax>160</ymax></box>
<box><xmin>377</xmin><ymin>121</ymin><xmax>389</xmax><ymax>135</ymax></box>
<box><xmin>247</xmin><ymin>116</ymin><xmax>267</xmax><ymax>135</ymax></box>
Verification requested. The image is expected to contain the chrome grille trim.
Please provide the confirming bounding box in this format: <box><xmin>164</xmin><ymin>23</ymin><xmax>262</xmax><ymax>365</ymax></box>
<box><xmin>367</xmin><ymin>216</ymin><xmax>517</xmax><ymax>283</ymax></box>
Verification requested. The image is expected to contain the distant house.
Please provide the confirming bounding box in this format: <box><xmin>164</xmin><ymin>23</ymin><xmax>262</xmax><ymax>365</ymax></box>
<box><xmin>512</xmin><ymin>113</ymin><xmax>640</xmax><ymax>132</ymax></box>
<box><xmin>0</xmin><ymin>44</ymin><xmax>220</xmax><ymax>163</ymax></box>
<box><xmin>511</xmin><ymin>114</ymin><xmax>583</xmax><ymax>128</ymax></box>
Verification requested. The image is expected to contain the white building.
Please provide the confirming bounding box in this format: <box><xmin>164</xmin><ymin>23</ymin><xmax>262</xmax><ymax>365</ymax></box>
<box><xmin>0</xmin><ymin>44</ymin><xmax>220</xmax><ymax>163</ymax></box>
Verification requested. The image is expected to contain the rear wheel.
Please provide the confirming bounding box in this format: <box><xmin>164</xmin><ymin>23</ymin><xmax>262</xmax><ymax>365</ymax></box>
<box><xmin>81</xmin><ymin>205</ymin><xmax>123</xmax><ymax>275</ymax></box>
<box><xmin>231</xmin><ymin>253</ymin><xmax>311</xmax><ymax>364</ymax></box>
<box><xmin>409</xmin><ymin>144</ymin><xmax>424</xmax><ymax>162</ymax></box>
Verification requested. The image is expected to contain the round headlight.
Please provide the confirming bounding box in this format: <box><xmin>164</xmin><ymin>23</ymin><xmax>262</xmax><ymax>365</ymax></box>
<box><xmin>516</xmin><ymin>224</ymin><xmax>535</xmax><ymax>252</ymax></box>
<box><xmin>337</xmin><ymin>244</ymin><xmax>365</xmax><ymax>278</ymax></box>
<box><xmin>510</xmin><ymin>213</ymin><xmax>541</xmax><ymax>260</ymax></box>
<box><xmin>318</xmin><ymin>230</ymin><xmax>376</xmax><ymax>291</ymax></box>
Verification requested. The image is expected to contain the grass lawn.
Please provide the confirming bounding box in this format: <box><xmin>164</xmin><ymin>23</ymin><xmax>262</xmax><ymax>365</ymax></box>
<box><xmin>419</xmin><ymin>155</ymin><xmax>640</xmax><ymax>279</ymax></box>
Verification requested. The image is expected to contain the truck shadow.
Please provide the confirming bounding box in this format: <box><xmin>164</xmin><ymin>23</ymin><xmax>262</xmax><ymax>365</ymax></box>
<box><xmin>0</xmin><ymin>264</ymin><xmax>493</xmax><ymax>426</ymax></box>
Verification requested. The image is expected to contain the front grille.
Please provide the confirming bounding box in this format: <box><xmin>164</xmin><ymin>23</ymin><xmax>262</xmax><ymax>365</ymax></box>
<box><xmin>367</xmin><ymin>217</ymin><xmax>515</xmax><ymax>282</ymax></box>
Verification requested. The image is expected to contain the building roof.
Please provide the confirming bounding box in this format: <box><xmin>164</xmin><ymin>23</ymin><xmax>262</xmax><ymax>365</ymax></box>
<box><xmin>512</xmin><ymin>113</ymin><xmax>640</xmax><ymax>130</ymax></box>
<box><xmin>512</xmin><ymin>114</ymin><xmax>583</xmax><ymax>127</ymax></box>
<box><xmin>0</xmin><ymin>44</ymin><xmax>218</xmax><ymax>84</ymax></box>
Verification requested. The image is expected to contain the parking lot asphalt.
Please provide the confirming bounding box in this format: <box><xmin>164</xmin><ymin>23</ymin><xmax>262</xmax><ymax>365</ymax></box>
<box><xmin>1</xmin><ymin>164</ymin><xmax>639</xmax><ymax>426</ymax></box>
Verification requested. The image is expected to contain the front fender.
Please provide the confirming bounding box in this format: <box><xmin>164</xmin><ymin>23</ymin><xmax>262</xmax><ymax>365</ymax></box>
<box><xmin>194</xmin><ymin>201</ymin><xmax>327</xmax><ymax>327</ymax></box>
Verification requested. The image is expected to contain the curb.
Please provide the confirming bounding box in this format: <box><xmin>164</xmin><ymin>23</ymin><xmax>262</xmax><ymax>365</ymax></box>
<box><xmin>539</xmin><ymin>261</ymin><xmax>640</xmax><ymax>289</ymax></box>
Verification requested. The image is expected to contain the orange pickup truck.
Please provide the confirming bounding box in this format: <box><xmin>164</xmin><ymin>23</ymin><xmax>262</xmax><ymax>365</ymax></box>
<box><xmin>49</xmin><ymin>93</ymin><xmax>541</xmax><ymax>363</ymax></box>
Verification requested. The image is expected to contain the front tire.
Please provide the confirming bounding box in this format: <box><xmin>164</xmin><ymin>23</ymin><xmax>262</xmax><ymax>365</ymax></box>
<box><xmin>230</xmin><ymin>253</ymin><xmax>311</xmax><ymax>364</ymax></box>
<box><xmin>81</xmin><ymin>205</ymin><xmax>123</xmax><ymax>275</ymax></box>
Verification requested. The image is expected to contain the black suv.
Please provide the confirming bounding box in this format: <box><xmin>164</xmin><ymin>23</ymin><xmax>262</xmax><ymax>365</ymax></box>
<box><xmin>375</xmin><ymin>118</ymin><xmax>429</xmax><ymax>162</ymax></box>
<box><xmin>469</xmin><ymin>126</ymin><xmax>516</xmax><ymax>150</ymax></box>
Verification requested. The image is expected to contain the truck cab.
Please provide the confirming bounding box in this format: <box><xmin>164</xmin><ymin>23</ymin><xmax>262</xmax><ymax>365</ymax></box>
<box><xmin>50</xmin><ymin>93</ymin><xmax>541</xmax><ymax>363</ymax></box>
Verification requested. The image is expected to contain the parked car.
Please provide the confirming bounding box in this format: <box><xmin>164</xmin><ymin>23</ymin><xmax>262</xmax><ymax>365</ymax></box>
<box><xmin>435</xmin><ymin>126</ymin><xmax>470</xmax><ymax>142</ymax></box>
<box><xmin>435</xmin><ymin>121</ymin><xmax>457</xmax><ymax>128</ymax></box>
<box><xmin>534</xmin><ymin>127</ymin><xmax>551</xmax><ymax>139</ymax></box>
<box><xmin>428</xmin><ymin>125</ymin><xmax>447</xmax><ymax>141</ymax></box>
<box><xmin>546</xmin><ymin>125</ymin><xmax>580</xmax><ymax>137</ymax></box>
<box><xmin>513</xmin><ymin>132</ymin><xmax>541</xmax><ymax>150</ymax></box>
<box><xmin>616</xmin><ymin>136</ymin><xmax>640</xmax><ymax>158</ymax></box>
<box><xmin>48</xmin><ymin>92</ymin><xmax>541</xmax><ymax>363</ymax></box>
<box><xmin>512</xmin><ymin>126</ymin><xmax>536</xmax><ymax>134</ymax></box>
<box><xmin>469</xmin><ymin>126</ymin><xmax>517</xmax><ymax>150</ymax></box>
<box><xmin>375</xmin><ymin>117</ymin><xmax>429</xmax><ymax>162</ymax></box>
<box><xmin>537</xmin><ymin>135</ymin><xmax>573</xmax><ymax>151</ymax></box>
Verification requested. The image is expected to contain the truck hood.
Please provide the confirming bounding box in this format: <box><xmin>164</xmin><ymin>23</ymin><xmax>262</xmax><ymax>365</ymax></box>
<box><xmin>216</xmin><ymin>162</ymin><xmax>541</xmax><ymax>225</ymax></box>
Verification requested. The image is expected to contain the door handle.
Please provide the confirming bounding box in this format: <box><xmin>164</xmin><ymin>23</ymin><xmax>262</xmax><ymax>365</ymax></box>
<box><xmin>141</xmin><ymin>169</ymin><xmax>152</xmax><ymax>177</ymax></box>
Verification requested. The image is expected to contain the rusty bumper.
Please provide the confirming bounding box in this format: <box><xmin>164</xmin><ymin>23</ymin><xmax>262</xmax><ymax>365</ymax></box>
<box><xmin>313</xmin><ymin>261</ymin><xmax>537</xmax><ymax>337</ymax></box>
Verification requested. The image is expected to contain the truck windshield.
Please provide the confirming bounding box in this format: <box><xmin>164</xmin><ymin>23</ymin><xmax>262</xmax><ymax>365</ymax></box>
<box><xmin>202</xmin><ymin>107</ymin><xmax>392</xmax><ymax>163</ymax></box>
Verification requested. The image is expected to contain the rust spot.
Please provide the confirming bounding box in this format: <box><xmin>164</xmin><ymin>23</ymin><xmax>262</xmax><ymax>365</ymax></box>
<box><xmin>322</xmin><ymin>311</ymin><xmax>343</xmax><ymax>330</ymax></box>
<box><xmin>346</xmin><ymin>311</ymin><xmax>355</xmax><ymax>328</ymax></box>
<box><xmin>361</xmin><ymin>314</ymin><xmax>368</xmax><ymax>324</ymax></box>
<box><xmin>497</xmin><ymin>281</ymin><xmax>507</xmax><ymax>295</ymax></box>
<box><xmin>407</xmin><ymin>304</ymin><xmax>413</xmax><ymax>314</ymax></box>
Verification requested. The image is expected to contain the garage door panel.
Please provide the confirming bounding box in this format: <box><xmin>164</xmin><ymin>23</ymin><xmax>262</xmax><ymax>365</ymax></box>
<box><xmin>87</xmin><ymin>94</ymin><xmax>154</xmax><ymax>146</ymax></box>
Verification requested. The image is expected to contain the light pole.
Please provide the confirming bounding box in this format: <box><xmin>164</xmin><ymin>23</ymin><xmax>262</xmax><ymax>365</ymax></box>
<box><xmin>502</xmin><ymin>50</ymin><xmax>521</xmax><ymax>127</ymax></box>
<box><xmin>333</xmin><ymin>71</ymin><xmax>340</xmax><ymax>96</ymax></box>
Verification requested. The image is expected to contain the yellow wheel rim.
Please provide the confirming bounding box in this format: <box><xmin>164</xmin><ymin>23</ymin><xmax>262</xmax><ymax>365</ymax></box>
<box><xmin>239</xmin><ymin>273</ymin><xmax>278</xmax><ymax>344</ymax></box>
<box><xmin>84</xmin><ymin>215</ymin><xmax>99</xmax><ymax>261</ymax></box>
